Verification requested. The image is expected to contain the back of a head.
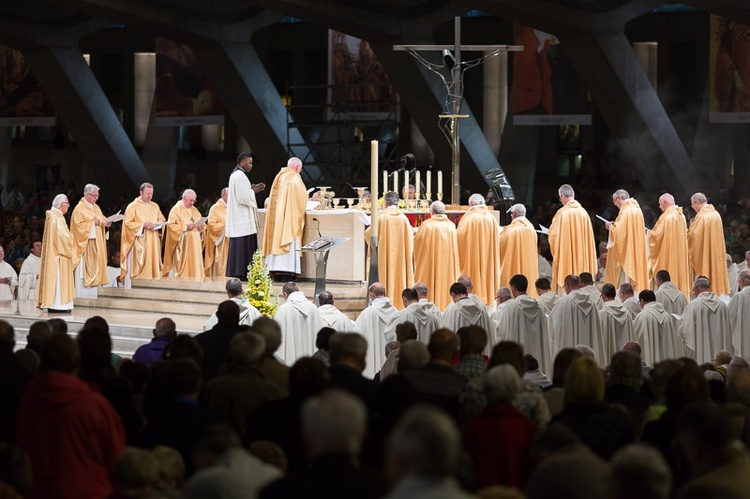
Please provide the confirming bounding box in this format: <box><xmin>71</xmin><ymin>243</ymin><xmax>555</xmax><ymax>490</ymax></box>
<box><xmin>608</xmin><ymin>351</ymin><xmax>643</xmax><ymax>390</ymax></box>
<box><xmin>563</xmin><ymin>275</ymin><xmax>580</xmax><ymax>291</ymax></box>
<box><xmin>315</xmin><ymin>327</ymin><xmax>336</xmax><ymax>351</ymax></box>
<box><xmin>395</xmin><ymin>321</ymin><xmax>418</xmax><ymax>343</ymax></box>
<box><xmin>430</xmin><ymin>200</ymin><xmax>446</xmax><ymax>215</ymax></box>
<box><xmin>387</xmin><ymin>404</ymin><xmax>460</xmax><ymax>479</ymax></box>
<box><xmin>484</xmin><ymin>364</ymin><xmax>521</xmax><ymax>403</ymax></box>
<box><xmin>225</xmin><ymin>278</ymin><xmax>244</xmax><ymax>297</ymax></box>
<box><xmin>449</xmin><ymin>282</ymin><xmax>467</xmax><ymax>296</ymax></box>
<box><xmin>113</xmin><ymin>447</ymin><xmax>160</xmax><ymax>495</ymax></box>
<box><xmin>282</xmin><ymin>281</ymin><xmax>299</xmax><ymax>296</ymax></box>
<box><xmin>655</xmin><ymin>270</ymin><xmax>671</xmax><ymax>283</ymax></box>
<box><xmin>27</xmin><ymin>321</ymin><xmax>52</xmax><ymax>352</ymax></box>
<box><xmin>83</xmin><ymin>315</ymin><xmax>109</xmax><ymax>333</ymax></box>
<box><xmin>427</xmin><ymin>328</ymin><xmax>458</xmax><ymax>362</ymax></box>
<box><xmin>384</xmin><ymin>191</ymin><xmax>399</xmax><ymax>207</ymax></box>
<box><xmin>166</xmin><ymin>334</ymin><xmax>204</xmax><ymax>363</ymax></box>
<box><xmin>192</xmin><ymin>424</ymin><xmax>241</xmax><ymax>468</ymax></box>
<box><xmin>76</xmin><ymin>327</ymin><xmax>113</xmax><ymax>372</ymax></box>
<box><xmin>329</xmin><ymin>332</ymin><xmax>367</xmax><ymax>364</ymax></box>
<box><xmin>639</xmin><ymin>290</ymin><xmax>656</xmax><ymax>303</ymax></box>
<box><xmin>609</xmin><ymin>444</ymin><xmax>672</xmax><ymax>499</ymax></box>
<box><xmin>302</xmin><ymin>389</ymin><xmax>367</xmax><ymax>456</ymax></box>
<box><xmin>401</xmin><ymin>288</ymin><xmax>418</xmax><ymax>304</ymax></box>
<box><xmin>397</xmin><ymin>340</ymin><xmax>430</xmax><ymax>373</ymax></box>
<box><xmin>290</xmin><ymin>357</ymin><xmax>330</xmax><ymax>398</ymax></box>
<box><xmin>229</xmin><ymin>332</ymin><xmax>265</xmax><ymax>366</ymax></box>
<box><xmin>457</xmin><ymin>275</ymin><xmax>473</xmax><ymax>290</ymax></box>
<box><xmin>39</xmin><ymin>332</ymin><xmax>80</xmax><ymax>374</ymax></box>
<box><xmin>665</xmin><ymin>361</ymin><xmax>709</xmax><ymax>414</ymax></box>
<box><xmin>46</xmin><ymin>318</ymin><xmax>68</xmax><ymax>335</ymax></box>
<box><xmin>612</xmin><ymin>189</ymin><xmax>630</xmax><ymax>201</ymax></box>
<box><xmin>318</xmin><ymin>291</ymin><xmax>334</xmax><ymax>306</ymax></box>
<box><xmin>151</xmin><ymin>446</ymin><xmax>185</xmax><ymax>489</ymax></box>
<box><xmin>0</xmin><ymin>320</ymin><xmax>14</xmax><ymax>350</ymax></box>
<box><xmin>167</xmin><ymin>358</ymin><xmax>202</xmax><ymax>396</ymax></box>
<box><xmin>675</xmin><ymin>401</ymin><xmax>733</xmax><ymax>454</ymax></box>
<box><xmin>369</xmin><ymin>282</ymin><xmax>386</xmax><ymax>297</ymax></box>
<box><xmin>457</xmin><ymin>325</ymin><xmax>487</xmax><ymax>356</ymax></box>
<box><xmin>525</xmin><ymin>354</ymin><xmax>540</xmax><ymax>372</ymax></box>
<box><xmin>564</xmin><ymin>357</ymin><xmax>604</xmax><ymax>404</ymax></box>
<box><xmin>216</xmin><ymin>300</ymin><xmax>241</xmax><ymax>325</ymax></box>
<box><xmin>578</xmin><ymin>272</ymin><xmax>594</xmax><ymax>286</ymax></box>
<box><xmin>509</xmin><ymin>274</ymin><xmax>528</xmax><ymax>293</ymax></box>
<box><xmin>250</xmin><ymin>316</ymin><xmax>282</xmax><ymax>355</ymax></box>
<box><xmin>552</xmin><ymin>348</ymin><xmax>583</xmax><ymax>387</ymax></box>
<box><xmin>601</xmin><ymin>283</ymin><xmax>617</xmax><ymax>300</ymax></box>
<box><xmin>535</xmin><ymin>277</ymin><xmax>551</xmax><ymax>292</ymax></box>
<box><xmin>558</xmin><ymin>184</ymin><xmax>575</xmax><ymax>198</ymax></box>
<box><xmin>413</xmin><ymin>282</ymin><xmax>428</xmax><ymax>298</ymax></box>
<box><xmin>619</xmin><ymin>283</ymin><xmax>635</xmax><ymax>297</ymax></box>
<box><xmin>490</xmin><ymin>341</ymin><xmax>525</xmax><ymax>376</ymax></box>
<box><xmin>154</xmin><ymin>317</ymin><xmax>176</xmax><ymax>338</ymax></box>
<box><xmin>468</xmin><ymin>193</ymin><xmax>485</xmax><ymax>206</ymax></box>
<box><xmin>693</xmin><ymin>276</ymin><xmax>710</xmax><ymax>292</ymax></box>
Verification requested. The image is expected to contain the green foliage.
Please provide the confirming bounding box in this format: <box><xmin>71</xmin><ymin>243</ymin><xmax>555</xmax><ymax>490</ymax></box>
<box><xmin>244</xmin><ymin>249</ymin><xmax>278</xmax><ymax>317</ymax></box>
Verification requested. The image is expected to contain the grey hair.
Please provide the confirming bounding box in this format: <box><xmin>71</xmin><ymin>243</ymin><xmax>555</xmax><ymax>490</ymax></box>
<box><xmin>497</xmin><ymin>287</ymin><xmax>512</xmax><ymax>301</ymax></box>
<box><xmin>225</xmin><ymin>278</ymin><xmax>244</xmax><ymax>297</ymax></box>
<box><xmin>384</xmin><ymin>191</ymin><xmax>399</xmax><ymax>206</ymax></box>
<box><xmin>468</xmin><ymin>193</ymin><xmax>485</xmax><ymax>206</ymax></box>
<box><xmin>739</xmin><ymin>270</ymin><xmax>750</xmax><ymax>286</ymax></box>
<box><xmin>52</xmin><ymin>194</ymin><xmax>68</xmax><ymax>208</ymax></box>
<box><xmin>282</xmin><ymin>282</ymin><xmax>299</xmax><ymax>295</ymax></box>
<box><xmin>484</xmin><ymin>364</ymin><xmax>520</xmax><ymax>403</ymax></box>
<box><xmin>510</xmin><ymin>203</ymin><xmax>526</xmax><ymax>217</ymax></box>
<box><xmin>398</xmin><ymin>340</ymin><xmax>430</xmax><ymax>372</ymax></box>
<box><xmin>612</xmin><ymin>189</ymin><xmax>630</xmax><ymax>201</ymax></box>
<box><xmin>558</xmin><ymin>184</ymin><xmax>575</xmax><ymax>198</ymax></box>
<box><xmin>287</xmin><ymin>157</ymin><xmax>302</xmax><ymax>169</ymax></box>
<box><xmin>575</xmin><ymin>344</ymin><xmax>596</xmax><ymax>358</ymax></box>
<box><xmin>691</xmin><ymin>192</ymin><xmax>707</xmax><ymax>204</ymax></box>
<box><xmin>249</xmin><ymin>317</ymin><xmax>282</xmax><ymax>354</ymax></box>
<box><xmin>139</xmin><ymin>182</ymin><xmax>153</xmax><ymax>192</ymax></box>
<box><xmin>182</xmin><ymin>189</ymin><xmax>196</xmax><ymax>199</ymax></box>
<box><xmin>329</xmin><ymin>332</ymin><xmax>367</xmax><ymax>358</ymax></box>
<box><xmin>221</xmin><ymin>187</ymin><xmax>228</xmax><ymax>197</ymax></box>
<box><xmin>659</xmin><ymin>193</ymin><xmax>674</xmax><ymax>205</ymax></box>
<box><xmin>83</xmin><ymin>184</ymin><xmax>99</xmax><ymax>196</ymax></box>
<box><xmin>387</xmin><ymin>404</ymin><xmax>460</xmax><ymax>478</ymax></box>
<box><xmin>302</xmin><ymin>389</ymin><xmax>367</xmax><ymax>456</ymax></box>
<box><xmin>430</xmin><ymin>201</ymin><xmax>446</xmax><ymax>215</ymax></box>
<box><xmin>694</xmin><ymin>276</ymin><xmax>710</xmax><ymax>291</ymax></box>
<box><xmin>229</xmin><ymin>332</ymin><xmax>266</xmax><ymax>366</ymax></box>
<box><xmin>413</xmin><ymin>282</ymin><xmax>428</xmax><ymax>298</ymax></box>
<box><xmin>610</xmin><ymin>444</ymin><xmax>671</xmax><ymax>499</ymax></box>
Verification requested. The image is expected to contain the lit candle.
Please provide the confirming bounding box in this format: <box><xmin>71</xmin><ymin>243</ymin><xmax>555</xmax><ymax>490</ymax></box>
<box><xmin>437</xmin><ymin>171</ymin><xmax>443</xmax><ymax>194</ymax></box>
<box><xmin>371</xmin><ymin>140</ymin><xmax>378</xmax><ymax>232</ymax></box>
<box><xmin>393</xmin><ymin>170</ymin><xmax>398</xmax><ymax>194</ymax></box>
<box><xmin>415</xmin><ymin>171</ymin><xmax>421</xmax><ymax>198</ymax></box>
<box><xmin>383</xmin><ymin>170</ymin><xmax>388</xmax><ymax>196</ymax></box>
<box><xmin>426</xmin><ymin>171</ymin><xmax>432</xmax><ymax>197</ymax></box>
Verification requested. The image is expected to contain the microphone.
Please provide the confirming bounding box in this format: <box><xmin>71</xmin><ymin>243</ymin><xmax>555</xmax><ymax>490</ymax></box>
<box><xmin>312</xmin><ymin>217</ymin><xmax>323</xmax><ymax>239</ymax></box>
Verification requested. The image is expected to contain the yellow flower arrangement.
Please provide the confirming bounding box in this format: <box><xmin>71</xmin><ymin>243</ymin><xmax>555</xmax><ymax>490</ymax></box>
<box><xmin>244</xmin><ymin>249</ymin><xmax>278</xmax><ymax>316</ymax></box>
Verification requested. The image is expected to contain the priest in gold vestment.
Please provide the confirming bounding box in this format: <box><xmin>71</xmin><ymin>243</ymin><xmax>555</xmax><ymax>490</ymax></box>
<box><xmin>604</xmin><ymin>189</ymin><xmax>648</xmax><ymax>291</ymax></box>
<box><xmin>120</xmin><ymin>182</ymin><xmax>166</xmax><ymax>286</ymax></box>
<box><xmin>377</xmin><ymin>191</ymin><xmax>414</xmax><ymax>309</ymax></box>
<box><xmin>204</xmin><ymin>187</ymin><xmax>229</xmax><ymax>278</ymax></box>
<box><xmin>687</xmin><ymin>192</ymin><xmax>730</xmax><ymax>297</ymax></box>
<box><xmin>498</xmin><ymin>203</ymin><xmax>539</xmax><ymax>298</ymax></box>
<box><xmin>37</xmin><ymin>194</ymin><xmax>75</xmax><ymax>312</ymax></box>
<box><xmin>263</xmin><ymin>157</ymin><xmax>308</xmax><ymax>279</ymax></box>
<box><xmin>547</xmin><ymin>184</ymin><xmax>597</xmax><ymax>291</ymax></box>
<box><xmin>414</xmin><ymin>201</ymin><xmax>460</xmax><ymax>312</ymax></box>
<box><xmin>163</xmin><ymin>189</ymin><xmax>205</xmax><ymax>279</ymax></box>
<box><xmin>71</xmin><ymin>184</ymin><xmax>111</xmax><ymax>298</ymax></box>
<box><xmin>648</xmin><ymin>193</ymin><xmax>690</xmax><ymax>299</ymax></box>
<box><xmin>457</xmin><ymin>193</ymin><xmax>500</xmax><ymax>305</ymax></box>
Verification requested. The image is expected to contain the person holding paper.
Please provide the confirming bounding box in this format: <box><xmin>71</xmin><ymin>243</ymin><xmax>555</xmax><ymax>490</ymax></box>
<box><xmin>498</xmin><ymin>203</ymin><xmax>539</xmax><ymax>297</ymax></box>
<box><xmin>547</xmin><ymin>184</ymin><xmax>597</xmax><ymax>291</ymax></box>
<box><xmin>263</xmin><ymin>157</ymin><xmax>308</xmax><ymax>281</ymax></box>
<box><xmin>37</xmin><ymin>194</ymin><xmax>75</xmax><ymax>311</ymax></box>
<box><xmin>163</xmin><ymin>188</ymin><xmax>205</xmax><ymax>279</ymax></box>
<box><xmin>18</xmin><ymin>239</ymin><xmax>41</xmax><ymax>300</ymax></box>
<box><xmin>120</xmin><ymin>182</ymin><xmax>166</xmax><ymax>285</ymax></box>
<box><xmin>648</xmin><ymin>193</ymin><xmax>691</xmax><ymax>299</ymax></box>
<box><xmin>413</xmin><ymin>201</ymin><xmax>460</xmax><ymax>311</ymax></box>
<box><xmin>377</xmin><ymin>191</ymin><xmax>414</xmax><ymax>309</ymax></box>
<box><xmin>204</xmin><ymin>187</ymin><xmax>229</xmax><ymax>278</ymax></box>
<box><xmin>226</xmin><ymin>153</ymin><xmax>265</xmax><ymax>279</ymax></box>
<box><xmin>70</xmin><ymin>184</ymin><xmax>111</xmax><ymax>298</ymax></box>
<box><xmin>456</xmin><ymin>193</ymin><xmax>501</xmax><ymax>305</ymax></box>
<box><xmin>604</xmin><ymin>189</ymin><xmax>649</xmax><ymax>292</ymax></box>
<box><xmin>687</xmin><ymin>192</ymin><xmax>730</xmax><ymax>297</ymax></box>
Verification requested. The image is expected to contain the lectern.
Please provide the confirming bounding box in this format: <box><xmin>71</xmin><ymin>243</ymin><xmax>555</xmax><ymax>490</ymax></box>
<box><xmin>299</xmin><ymin>237</ymin><xmax>350</xmax><ymax>303</ymax></box>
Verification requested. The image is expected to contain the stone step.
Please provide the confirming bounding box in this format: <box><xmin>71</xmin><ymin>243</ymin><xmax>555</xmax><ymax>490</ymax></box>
<box><xmin>96</xmin><ymin>286</ymin><xmax>226</xmax><ymax>304</ymax></box>
<box><xmin>75</xmin><ymin>297</ymin><xmax>218</xmax><ymax>317</ymax></box>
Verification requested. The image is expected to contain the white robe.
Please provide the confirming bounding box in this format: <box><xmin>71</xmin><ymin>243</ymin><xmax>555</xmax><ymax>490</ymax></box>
<box><xmin>538</xmin><ymin>255</ymin><xmax>552</xmax><ymax>280</ymax></box>
<box><xmin>548</xmin><ymin>290</ymin><xmax>602</xmax><ymax>362</ymax></box>
<box><xmin>679</xmin><ymin>291</ymin><xmax>731</xmax><ymax>363</ymax></box>
<box><xmin>537</xmin><ymin>291</ymin><xmax>558</xmax><ymax>316</ymax></box>
<box><xmin>354</xmin><ymin>297</ymin><xmax>399</xmax><ymax>379</ymax></box>
<box><xmin>203</xmin><ymin>297</ymin><xmax>262</xmax><ymax>331</ymax></box>
<box><xmin>495</xmin><ymin>294</ymin><xmax>551</xmax><ymax>374</ymax></box>
<box><xmin>0</xmin><ymin>260</ymin><xmax>18</xmax><ymax>300</ymax></box>
<box><xmin>275</xmin><ymin>291</ymin><xmax>324</xmax><ymax>364</ymax></box>
<box><xmin>729</xmin><ymin>286</ymin><xmax>750</xmax><ymax>356</ymax></box>
<box><xmin>597</xmin><ymin>301</ymin><xmax>634</xmax><ymax>365</ymax></box>
<box><xmin>655</xmin><ymin>281</ymin><xmax>688</xmax><ymax>316</ymax></box>
<box><xmin>634</xmin><ymin>301</ymin><xmax>678</xmax><ymax>366</ymax></box>
<box><xmin>444</xmin><ymin>297</ymin><xmax>493</xmax><ymax>355</ymax></box>
<box><xmin>318</xmin><ymin>304</ymin><xmax>356</xmax><ymax>332</ymax></box>
<box><xmin>18</xmin><ymin>254</ymin><xmax>40</xmax><ymax>301</ymax></box>
<box><xmin>580</xmin><ymin>285</ymin><xmax>603</xmax><ymax>311</ymax></box>
<box><xmin>728</xmin><ymin>263</ymin><xmax>740</xmax><ymax>297</ymax></box>
<box><xmin>389</xmin><ymin>300</ymin><xmax>443</xmax><ymax>344</ymax></box>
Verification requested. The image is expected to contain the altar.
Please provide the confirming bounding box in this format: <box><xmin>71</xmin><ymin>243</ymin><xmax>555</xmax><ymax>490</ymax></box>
<box><xmin>257</xmin><ymin>208</ymin><xmax>500</xmax><ymax>283</ymax></box>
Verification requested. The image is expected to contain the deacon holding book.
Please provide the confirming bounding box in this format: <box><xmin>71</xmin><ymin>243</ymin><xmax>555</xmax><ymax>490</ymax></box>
<box><xmin>120</xmin><ymin>182</ymin><xmax>166</xmax><ymax>286</ymax></box>
<box><xmin>70</xmin><ymin>183</ymin><xmax>111</xmax><ymax>298</ymax></box>
<box><xmin>163</xmin><ymin>188</ymin><xmax>205</xmax><ymax>279</ymax></box>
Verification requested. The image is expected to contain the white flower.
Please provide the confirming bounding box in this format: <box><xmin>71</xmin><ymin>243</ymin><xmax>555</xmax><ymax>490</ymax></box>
<box><xmin>258</xmin><ymin>291</ymin><xmax>265</xmax><ymax>297</ymax></box>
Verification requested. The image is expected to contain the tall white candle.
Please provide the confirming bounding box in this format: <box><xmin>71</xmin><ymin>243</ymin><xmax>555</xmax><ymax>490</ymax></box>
<box><xmin>404</xmin><ymin>174</ymin><xmax>409</xmax><ymax>200</ymax></box>
<box><xmin>383</xmin><ymin>170</ymin><xmax>388</xmax><ymax>195</ymax></box>
<box><xmin>370</xmin><ymin>140</ymin><xmax>378</xmax><ymax>233</ymax></box>
<box><xmin>437</xmin><ymin>171</ymin><xmax>443</xmax><ymax>194</ymax></box>
<box><xmin>426</xmin><ymin>171</ymin><xmax>432</xmax><ymax>196</ymax></box>
<box><xmin>393</xmin><ymin>170</ymin><xmax>398</xmax><ymax>194</ymax></box>
<box><xmin>415</xmin><ymin>171</ymin><xmax>421</xmax><ymax>198</ymax></box>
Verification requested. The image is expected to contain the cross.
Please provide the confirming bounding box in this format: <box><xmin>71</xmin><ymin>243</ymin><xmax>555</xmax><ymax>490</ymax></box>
<box><xmin>395</xmin><ymin>16</ymin><xmax>523</xmax><ymax>205</ymax></box>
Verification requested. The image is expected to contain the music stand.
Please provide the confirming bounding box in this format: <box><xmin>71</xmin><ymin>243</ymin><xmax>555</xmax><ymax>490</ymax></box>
<box><xmin>300</xmin><ymin>237</ymin><xmax>350</xmax><ymax>303</ymax></box>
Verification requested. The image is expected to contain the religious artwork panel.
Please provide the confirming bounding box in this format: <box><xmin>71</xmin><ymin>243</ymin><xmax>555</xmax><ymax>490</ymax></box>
<box><xmin>0</xmin><ymin>45</ymin><xmax>55</xmax><ymax>126</ymax></box>
<box><xmin>710</xmin><ymin>15</ymin><xmax>750</xmax><ymax>123</ymax></box>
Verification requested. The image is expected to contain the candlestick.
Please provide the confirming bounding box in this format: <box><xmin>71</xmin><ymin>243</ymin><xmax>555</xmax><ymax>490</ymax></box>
<box><xmin>370</xmin><ymin>141</ymin><xmax>378</xmax><ymax>233</ymax></box>
<box><xmin>437</xmin><ymin>171</ymin><xmax>443</xmax><ymax>194</ymax></box>
<box><xmin>415</xmin><ymin>171</ymin><xmax>421</xmax><ymax>199</ymax></box>
<box><xmin>426</xmin><ymin>171</ymin><xmax>432</xmax><ymax>197</ymax></box>
<box><xmin>383</xmin><ymin>170</ymin><xmax>388</xmax><ymax>196</ymax></box>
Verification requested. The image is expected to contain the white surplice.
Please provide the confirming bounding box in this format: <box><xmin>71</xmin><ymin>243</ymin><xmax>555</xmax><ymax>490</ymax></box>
<box><xmin>679</xmin><ymin>291</ymin><xmax>731</xmax><ymax>363</ymax></box>
<box><xmin>275</xmin><ymin>291</ymin><xmax>324</xmax><ymax>364</ymax></box>
<box><xmin>495</xmin><ymin>294</ymin><xmax>551</xmax><ymax>374</ymax></box>
<box><xmin>634</xmin><ymin>301</ymin><xmax>679</xmax><ymax>366</ymax></box>
<box><xmin>354</xmin><ymin>297</ymin><xmax>399</xmax><ymax>379</ymax></box>
<box><xmin>597</xmin><ymin>301</ymin><xmax>634</xmax><ymax>366</ymax></box>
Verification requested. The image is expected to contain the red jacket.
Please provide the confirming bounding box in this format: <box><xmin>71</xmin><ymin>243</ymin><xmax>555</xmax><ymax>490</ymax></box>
<box><xmin>17</xmin><ymin>370</ymin><xmax>126</xmax><ymax>499</ymax></box>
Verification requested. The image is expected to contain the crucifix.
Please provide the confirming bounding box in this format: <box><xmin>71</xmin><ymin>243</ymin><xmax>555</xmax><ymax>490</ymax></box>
<box><xmin>394</xmin><ymin>17</ymin><xmax>523</xmax><ymax>204</ymax></box>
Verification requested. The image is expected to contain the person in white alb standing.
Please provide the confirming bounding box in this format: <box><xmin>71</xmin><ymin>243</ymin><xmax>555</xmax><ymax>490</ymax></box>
<box><xmin>226</xmin><ymin>153</ymin><xmax>265</xmax><ymax>279</ymax></box>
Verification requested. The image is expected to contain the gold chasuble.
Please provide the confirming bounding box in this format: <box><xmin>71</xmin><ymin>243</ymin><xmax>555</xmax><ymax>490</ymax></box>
<box><xmin>457</xmin><ymin>205</ymin><xmax>501</xmax><ymax>305</ymax></box>
<box><xmin>120</xmin><ymin>198</ymin><xmax>165</xmax><ymax>280</ymax></box>
<box><xmin>70</xmin><ymin>198</ymin><xmax>108</xmax><ymax>287</ymax></box>
<box><xmin>499</xmin><ymin>216</ymin><xmax>539</xmax><ymax>298</ymax></box>
<box><xmin>262</xmin><ymin>167</ymin><xmax>307</xmax><ymax>256</ymax></box>
<box><xmin>377</xmin><ymin>206</ymin><xmax>414</xmax><ymax>309</ymax></box>
<box><xmin>204</xmin><ymin>199</ymin><xmax>229</xmax><ymax>277</ymax></box>
<box><xmin>37</xmin><ymin>208</ymin><xmax>75</xmax><ymax>309</ymax></box>
<box><xmin>605</xmin><ymin>198</ymin><xmax>649</xmax><ymax>291</ymax></box>
<box><xmin>688</xmin><ymin>204</ymin><xmax>730</xmax><ymax>296</ymax></box>
<box><xmin>649</xmin><ymin>205</ymin><xmax>691</xmax><ymax>299</ymax></box>
<box><xmin>163</xmin><ymin>201</ymin><xmax>204</xmax><ymax>279</ymax></box>
<box><xmin>547</xmin><ymin>200</ymin><xmax>597</xmax><ymax>290</ymax></box>
<box><xmin>414</xmin><ymin>214</ymin><xmax>460</xmax><ymax>312</ymax></box>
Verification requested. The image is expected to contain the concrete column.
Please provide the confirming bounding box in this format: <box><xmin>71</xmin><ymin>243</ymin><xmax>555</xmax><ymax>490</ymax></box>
<box><xmin>632</xmin><ymin>42</ymin><xmax>657</xmax><ymax>90</ymax></box>
<box><xmin>483</xmin><ymin>51</ymin><xmax>507</xmax><ymax>156</ymax></box>
<box><xmin>410</xmin><ymin>119</ymin><xmax>434</xmax><ymax>167</ymax></box>
<box><xmin>133</xmin><ymin>52</ymin><xmax>155</xmax><ymax>147</ymax></box>
<box><xmin>142</xmin><ymin>95</ymin><xmax>178</xmax><ymax>201</ymax></box>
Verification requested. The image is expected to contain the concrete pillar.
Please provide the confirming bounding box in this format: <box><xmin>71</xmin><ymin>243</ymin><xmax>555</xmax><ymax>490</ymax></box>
<box><xmin>133</xmin><ymin>52</ymin><xmax>155</xmax><ymax>147</ymax></box>
<box><xmin>483</xmin><ymin>51</ymin><xmax>507</xmax><ymax>156</ymax></box>
<box><xmin>410</xmin><ymin>119</ymin><xmax>434</xmax><ymax>167</ymax></box>
<box><xmin>142</xmin><ymin>96</ymin><xmax>178</xmax><ymax>202</ymax></box>
<box><xmin>632</xmin><ymin>42</ymin><xmax>657</xmax><ymax>90</ymax></box>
